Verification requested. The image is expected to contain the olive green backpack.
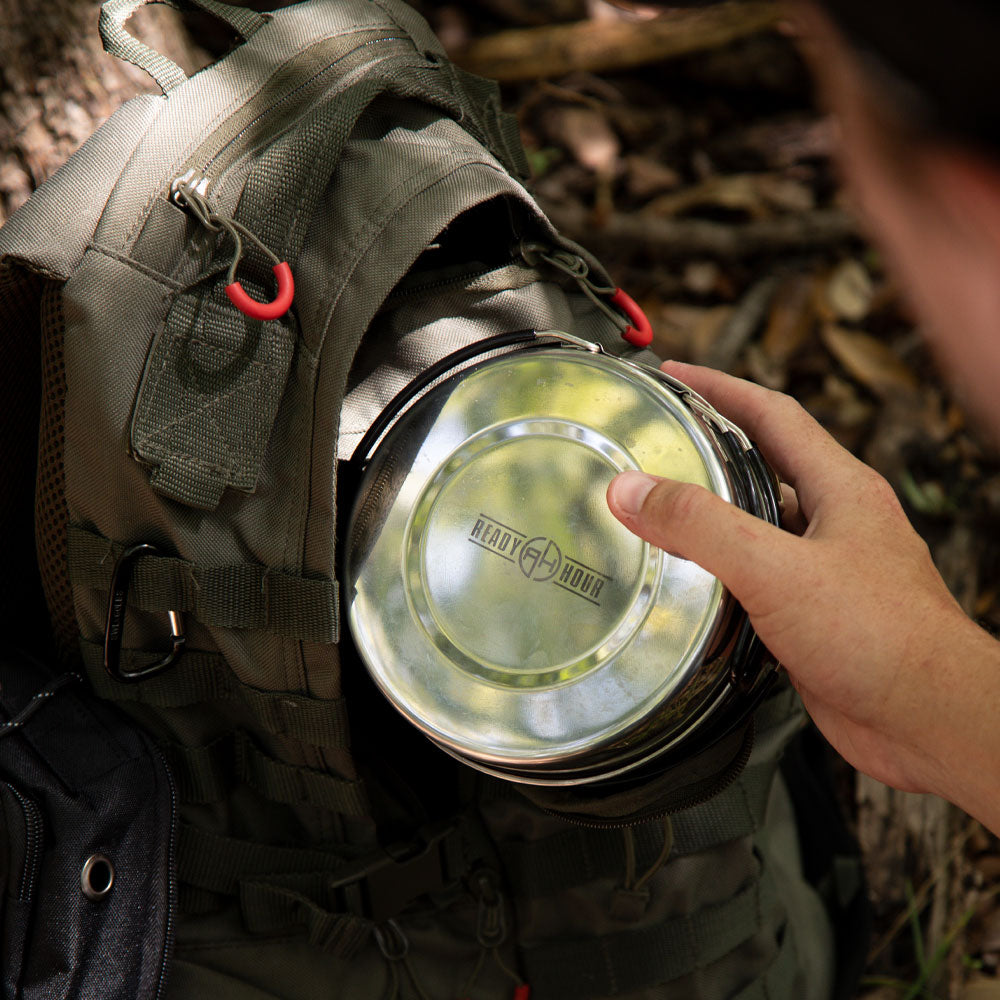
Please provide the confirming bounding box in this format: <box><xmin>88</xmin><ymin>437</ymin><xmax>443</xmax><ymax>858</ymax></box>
<box><xmin>0</xmin><ymin>1</ymin><xmax>865</xmax><ymax>996</ymax></box>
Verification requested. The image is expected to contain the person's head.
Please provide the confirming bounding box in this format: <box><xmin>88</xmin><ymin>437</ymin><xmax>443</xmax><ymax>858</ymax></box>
<box><xmin>614</xmin><ymin>0</ymin><xmax>1000</xmax><ymax>437</ymax></box>
<box><xmin>790</xmin><ymin>1</ymin><xmax>1000</xmax><ymax>439</ymax></box>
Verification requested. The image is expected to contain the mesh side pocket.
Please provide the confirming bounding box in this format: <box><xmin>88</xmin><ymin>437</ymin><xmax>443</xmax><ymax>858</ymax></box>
<box><xmin>0</xmin><ymin>265</ymin><xmax>47</xmax><ymax>642</ymax></box>
<box><xmin>36</xmin><ymin>282</ymin><xmax>78</xmax><ymax>662</ymax></box>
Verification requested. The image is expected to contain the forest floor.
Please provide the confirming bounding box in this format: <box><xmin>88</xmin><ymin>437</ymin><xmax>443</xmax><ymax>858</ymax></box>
<box><xmin>3</xmin><ymin>1</ymin><xmax>1000</xmax><ymax>997</ymax></box>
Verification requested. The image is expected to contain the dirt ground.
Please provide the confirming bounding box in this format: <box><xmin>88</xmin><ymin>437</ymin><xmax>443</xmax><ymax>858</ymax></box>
<box><xmin>2</xmin><ymin>1</ymin><xmax>999</xmax><ymax>996</ymax></box>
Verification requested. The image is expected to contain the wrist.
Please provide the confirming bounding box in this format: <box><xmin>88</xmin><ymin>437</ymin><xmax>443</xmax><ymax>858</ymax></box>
<box><xmin>912</xmin><ymin>616</ymin><xmax>1000</xmax><ymax>833</ymax></box>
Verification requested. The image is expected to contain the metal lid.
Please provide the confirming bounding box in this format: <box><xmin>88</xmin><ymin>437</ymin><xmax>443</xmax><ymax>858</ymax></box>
<box><xmin>345</xmin><ymin>346</ymin><xmax>736</xmax><ymax>769</ymax></box>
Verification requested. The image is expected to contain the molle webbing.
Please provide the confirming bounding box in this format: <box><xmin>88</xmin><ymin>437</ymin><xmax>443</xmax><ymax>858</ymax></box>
<box><xmin>732</xmin><ymin>918</ymin><xmax>802</xmax><ymax>1000</ymax></box>
<box><xmin>159</xmin><ymin>730</ymin><xmax>368</xmax><ymax>815</ymax></box>
<box><xmin>81</xmin><ymin>643</ymin><xmax>350</xmax><ymax>750</ymax></box>
<box><xmin>521</xmin><ymin>865</ymin><xmax>781</xmax><ymax>997</ymax></box>
<box><xmin>175</xmin><ymin>820</ymin><xmax>469</xmax><ymax>954</ymax></box>
<box><xmin>497</xmin><ymin>759</ymin><xmax>776</xmax><ymax>900</ymax></box>
<box><xmin>68</xmin><ymin>524</ymin><xmax>339</xmax><ymax>642</ymax></box>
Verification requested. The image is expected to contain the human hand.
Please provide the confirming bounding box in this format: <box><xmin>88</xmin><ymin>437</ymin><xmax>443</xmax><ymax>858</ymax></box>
<box><xmin>607</xmin><ymin>361</ymin><xmax>1000</xmax><ymax>823</ymax></box>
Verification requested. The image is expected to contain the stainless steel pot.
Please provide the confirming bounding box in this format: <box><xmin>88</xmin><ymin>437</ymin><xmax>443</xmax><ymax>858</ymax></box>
<box><xmin>344</xmin><ymin>331</ymin><xmax>781</xmax><ymax>788</ymax></box>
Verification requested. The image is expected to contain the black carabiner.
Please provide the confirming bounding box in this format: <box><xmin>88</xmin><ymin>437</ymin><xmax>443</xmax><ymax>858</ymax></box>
<box><xmin>104</xmin><ymin>542</ymin><xmax>186</xmax><ymax>683</ymax></box>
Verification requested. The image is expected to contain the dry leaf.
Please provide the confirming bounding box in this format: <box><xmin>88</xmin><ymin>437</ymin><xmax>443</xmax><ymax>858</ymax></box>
<box><xmin>645</xmin><ymin>172</ymin><xmax>812</xmax><ymax>220</ymax></box>
<box><xmin>824</xmin><ymin>259</ymin><xmax>875</xmax><ymax>322</ymax></box>
<box><xmin>716</xmin><ymin>114</ymin><xmax>836</xmax><ymax>168</ymax></box>
<box><xmin>654</xmin><ymin>303</ymin><xmax>734</xmax><ymax>362</ymax></box>
<box><xmin>683</xmin><ymin>260</ymin><xmax>721</xmax><ymax>296</ymax></box>
<box><xmin>624</xmin><ymin>153</ymin><xmax>681</xmax><ymax>199</ymax></box>
<box><xmin>754</xmin><ymin>173</ymin><xmax>815</xmax><ymax>213</ymax></box>
<box><xmin>646</xmin><ymin>173</ymin><xmax>771</xmax><ymax>219</ymax></box>
<box><xmin>540</xmin><ymin>105</ymin><xmax>620</xmax><ymax>176</ymax></box>
<box><xmin>761</xmin><ymin>272</ymin><xmax>818</xmax><ymax>363</ymax></box>
<box><xmin>821</xmin><ymin>324</ymin><xmax>920</xmax><ymax>400</ymax></box>
<box><xmin>744</xmin><ymin>343</ymin><xmax>785</xmax><ymax>391</ymax></box>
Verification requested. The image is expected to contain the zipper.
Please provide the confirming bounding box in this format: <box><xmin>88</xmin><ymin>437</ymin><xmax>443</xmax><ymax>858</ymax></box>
<box><xmin>1</xmin><ymin>782</ymin><xmax>44</xmax><ymax>903</ymax></box>
<box><xmin>380</xmin><ymin>255</ymin><xmax>527</xmax><ymax>308</ymax></box>
<box><xmin>152</xmin><ymin>746</ymin><xmax>178</xmax><ymax>1000</ymax></box>
<box><xmin>172</xmin><ymin>32</ymin><xmax>418</xmax><ymax>202</ymax></box>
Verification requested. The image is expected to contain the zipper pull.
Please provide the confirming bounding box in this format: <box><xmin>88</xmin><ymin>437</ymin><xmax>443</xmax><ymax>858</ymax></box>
<box><xmin>472</xmin><ymin>867</ymin><xmax>506</xmax><ymax>949</ymax></box>
<box><xmin>171</xmin><ymin>173</ymin><xmax>295</xmax><ymax>322</ymax></box>
<box><xmin>518</xmin><ymin>241</ymin><xmax>653</xmax><ymax>349</ymax></box>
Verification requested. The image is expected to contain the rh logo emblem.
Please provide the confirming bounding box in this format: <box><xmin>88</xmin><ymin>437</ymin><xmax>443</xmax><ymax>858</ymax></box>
<box><xmin>468</xmin><ymin>513</ymin><xmax>611</xmax><ymax>606</ymax></box>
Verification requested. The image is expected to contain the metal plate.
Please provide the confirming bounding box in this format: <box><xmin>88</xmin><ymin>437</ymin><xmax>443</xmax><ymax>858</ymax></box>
<box><xmin>345</xmin><ymin>347</ymin><xmax>735</xmax><ymax>768</ymax></box>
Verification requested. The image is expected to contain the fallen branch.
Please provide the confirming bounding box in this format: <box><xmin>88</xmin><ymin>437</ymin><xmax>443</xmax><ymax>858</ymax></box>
<box><xmin>450</xmin><ymin>2</ymin><xmax>782</xmax><ymax>83</ymax></box>
<box><xmin>542</xmin><ymin>201</ymin><xmax>857</xmax><ymax>260</ymax></box>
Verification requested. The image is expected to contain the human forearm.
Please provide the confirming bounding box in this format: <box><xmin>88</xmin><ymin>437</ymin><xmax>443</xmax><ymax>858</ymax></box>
<box><xmin>607</xmin><ymin>361</ymin><xmax>1000</xmax><ymax>834</ymax></box>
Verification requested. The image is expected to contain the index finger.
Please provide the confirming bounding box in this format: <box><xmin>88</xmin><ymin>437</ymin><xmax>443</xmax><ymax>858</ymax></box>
<box><xmin>660</xmin><ymin>360</ymin><xmax>870</xmax><ymax>517</ymax></box>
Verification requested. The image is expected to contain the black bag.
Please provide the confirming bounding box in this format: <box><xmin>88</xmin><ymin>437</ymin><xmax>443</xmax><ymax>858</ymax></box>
<box><xmin>0</xmin><ymin>652</ymin><xmax>176</xmax><ymax>1000</ymax></box>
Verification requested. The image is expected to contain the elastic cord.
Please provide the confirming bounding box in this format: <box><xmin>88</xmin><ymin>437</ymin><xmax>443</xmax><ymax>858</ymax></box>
<box><xmin>177</xmin><ymin>184</ymin><xmax>282</xmax><ymax>282</ymax></box>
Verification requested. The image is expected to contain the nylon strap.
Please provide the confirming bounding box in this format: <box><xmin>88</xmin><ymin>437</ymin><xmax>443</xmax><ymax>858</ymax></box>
<box><xmin>521</xmin><ymin>865</ymin><xmax>778</xmax><ymax>997</ymax></box>
<box><xmin>240</xmin><ymin>881</ymin><xmax>372</xmax><ymax>958</ymax></box>
<box><xmin>437</xmin><ymin>60</ymin><xmax>530</xmax><ymax>180</ymax></box>
<box><xmin>68</xmin><ymin>524</ymin><xmax>339</xmax><ymax>643</ymax></box>
<box><xmin>162</xmin><ymin>730</ymin><xmax>369</xmax><ymax>816</ymax></box>
<box><xmin>496</xmin><ymin>762</ymin><xmax>776</xmax><ymax>900</ymax></box>
<box><xmin>178</xmin><ymin>820</ymin><xmax>468</xmax><ymax>923</ymax></box>
<box><xmin>79</xmin><ymin>640</ymin><xmax>350</xmax><ymax>750</ymax></box>
<box><xmin>730</xmin><ymin>918</ymin><xmax>802</xmax><ymax>1000</ymax></box>
<box><xmin>242</xmin><ymin>59</ymin><xmax>458</xmax><ymax>288</ymax></box>
<box><xmin>99</xmin><ymin>0</ymin><xmax>267</xmax><ymax>93</ymax></box>
<box><xmin>177</xmin><ymin>823</ymin><xmax>361</xmax><ymax>895</ymax></box>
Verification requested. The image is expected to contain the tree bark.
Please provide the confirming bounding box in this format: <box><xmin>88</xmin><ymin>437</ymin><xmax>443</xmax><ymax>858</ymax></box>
<box><xmin>0</xmin><ymin>0</ymin><xmax>208</xmax><ymax>223</ymax></box>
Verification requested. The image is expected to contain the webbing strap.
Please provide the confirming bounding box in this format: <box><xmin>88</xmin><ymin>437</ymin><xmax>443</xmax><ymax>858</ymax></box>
<box><xmin>240</xmin><ymin>880</ymin><xmax>372</xmax><ymax>958</ymax></box>
<box><xmin>438</xmin><ymin>60</ymin><xmax>530</xmax><ymax>180</ymax></box>
<box><xmin>162</xmin><ymin>730</ymin><xmax>369</xmax><ymax>816</ymax></box>
<box><xmin>243</xmin><ymin>58</ymin><xmax>457</xmax><ymax>285</ymax></box>
<box><xmin>177</xmin><ymin>824</ymin><xmax>361</xmax><ymax>895</ymax></box>
<box><xmin>79</xmin><ymin>640</ymin><xmax>351</xmax><ymax>750</ymax></box>
<box><xmin>68</xmin><ymin>524</ymin><xmax>339</xmax><ymax>643</ymax></box>
<box><xmin>730</xmin><ymin>919</ymin><xmax>802</xmax><ymax>1000</ymax></box>
<box><xmin>178</xmin><ymin>820</ymin><xmax>467</xmax><ymax>923</ymax></box>
<box><xmin>498</xmin><ymin>762</ymin><xmax>776</xmax><ymax>900</ymax></box>
<box><xmin>521</xmin><ymin>869</ymin><xmax>778</xmax><ymax>998</ymax></box>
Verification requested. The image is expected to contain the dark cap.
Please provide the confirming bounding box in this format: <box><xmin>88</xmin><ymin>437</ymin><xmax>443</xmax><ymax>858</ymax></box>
<box><xmin>818</xmin><ymin>0</ymin><xmax>1000</xmax><ymax>151</ymax></box>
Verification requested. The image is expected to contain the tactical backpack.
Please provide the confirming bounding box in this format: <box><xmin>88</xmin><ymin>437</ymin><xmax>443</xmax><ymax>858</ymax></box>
<box><xmin>0</xmin><ymin>1</ymin><xmax>866</xmax><ymax>997</ymax></box>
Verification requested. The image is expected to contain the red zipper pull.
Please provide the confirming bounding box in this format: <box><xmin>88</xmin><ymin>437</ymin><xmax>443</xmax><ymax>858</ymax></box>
<box><xmin>226</xmin><ymin>261</ymin><xmax>294</xmax><ymax>321</ymax></box>
<box><xmin>610</xmin><ymin>287</ymin><xmax>653</xmax><ymax>348</ymax></box>
<box><xmin>513</xmin><ymin>986</ymin><xmax>531</xmax><ymax>1000</ymax></box>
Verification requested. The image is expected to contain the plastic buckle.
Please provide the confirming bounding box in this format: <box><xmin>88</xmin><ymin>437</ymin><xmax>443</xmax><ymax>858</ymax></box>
<box><xmin>104</xmin><ymin>543</ymin><xmax>186</xmax><ymax>683</ymax></box>
<box><xmin>329</xmin><ymin>824</ymin><xmax>460</xmax><ymax>923</ymax></box>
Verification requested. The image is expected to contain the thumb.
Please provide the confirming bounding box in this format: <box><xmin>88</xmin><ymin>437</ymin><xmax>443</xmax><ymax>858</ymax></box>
<box><xmin>606</xmin><ymin>470</ymin><xmax>801</xmax><ymax>614</ymax></box>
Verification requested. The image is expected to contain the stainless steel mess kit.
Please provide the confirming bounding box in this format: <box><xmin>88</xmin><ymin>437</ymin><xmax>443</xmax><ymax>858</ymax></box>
<box><xmin>344</xmin><ymin>331</ymin><xmax>782</xmax><ymax>791</ymax></box>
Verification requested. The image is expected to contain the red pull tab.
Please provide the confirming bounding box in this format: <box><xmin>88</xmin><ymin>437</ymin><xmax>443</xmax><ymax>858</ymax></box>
<box><xmin>610</xmin><ymin>287</ymin><xmax>653</xmax><ymax>348</ymax></box>
<box><xmin>513</xmin><ymin>986</ymin><xmax>531</xmax><ymax>1000</ymax></box>
<box><xmin>226</xmin><ymin>261</ymin><xmax>294</xmax><ymax>321</ymax></box>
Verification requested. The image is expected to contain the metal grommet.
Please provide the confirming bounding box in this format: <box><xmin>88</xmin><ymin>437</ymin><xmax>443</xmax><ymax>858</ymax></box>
<box><xmin>81</xmin><ymin>854</ymin><xmax>115</xmax><ymax>901</ymax></box>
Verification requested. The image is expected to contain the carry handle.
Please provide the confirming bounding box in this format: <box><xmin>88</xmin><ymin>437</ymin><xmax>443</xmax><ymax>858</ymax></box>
<box><xmin>99</xmin><ymin>0</ymin><xmax>268</xmax><ymax>94</ymax></box>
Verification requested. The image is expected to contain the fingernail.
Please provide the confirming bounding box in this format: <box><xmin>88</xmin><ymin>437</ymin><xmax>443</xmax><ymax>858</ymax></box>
<box><xmin>611</xmin><ymin>471</ymin><xmax>658</xmax><ymax>515</ymax></box>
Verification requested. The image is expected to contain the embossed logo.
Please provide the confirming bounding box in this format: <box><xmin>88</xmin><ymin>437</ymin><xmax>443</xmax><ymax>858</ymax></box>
<box><xmin>468</xmin><ymin>513</ymin><xmax>611</xmax><ymax>606</ymax></box>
